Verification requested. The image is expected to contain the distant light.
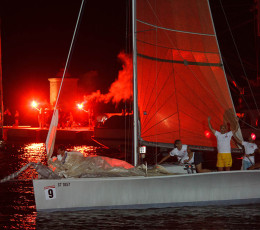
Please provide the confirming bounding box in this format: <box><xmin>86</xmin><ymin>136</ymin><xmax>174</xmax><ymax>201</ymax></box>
<box><xmin>204</xmin><ymin>130</ymin><xmax>211</xmax><ymax>138</ymax></box>
<box><xmin>77</xmin><ymin>103</ymin><xmax>83</xmax><ymax>110</ymax></box>
<box><xmin>236</xmin><ymin>112</ymin><xmax>244</xmax><ymax>118</ymax></box>
<box><xmin>232</xmin><ymin>81</ymin><xmax>237</xmax><ymax>88</ymax></box>
<box><xmin>251</xmin><ymin>133</ymin><xmax>256</xmax><ymax>140</ymax></box>
<box><xmin>31</xmin><ymin>101</ymin><xmax>38</xmax><ymax>108</ymax></box>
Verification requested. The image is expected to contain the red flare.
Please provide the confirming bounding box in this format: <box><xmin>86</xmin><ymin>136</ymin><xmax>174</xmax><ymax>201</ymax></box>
<box><xmin>204</xmin><ymin>130</ymin><xmax>211</xmax><ymax>138</ymax></box>
<box><xmin>251</xmin><ymin>133</ymin><xmax>256</xmax><ymax>140</ymax></box>
<box><xmin>31</xmin><ymin>101</ymin><xmax>38</xmax><ymax>108</ymax></box>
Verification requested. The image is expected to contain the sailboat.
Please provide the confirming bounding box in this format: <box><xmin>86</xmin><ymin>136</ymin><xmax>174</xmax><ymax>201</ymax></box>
<box><xmin>32</xmin><ymin>0</ymin><xmax>260</xmax><ymax>211</ymax></box>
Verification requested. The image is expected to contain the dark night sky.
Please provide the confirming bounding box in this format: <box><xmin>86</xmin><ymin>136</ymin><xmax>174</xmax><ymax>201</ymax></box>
<box><xmin>0</xmin><ymin>0</ymin><xmax>259</xmax><ymax>124</ymax></box>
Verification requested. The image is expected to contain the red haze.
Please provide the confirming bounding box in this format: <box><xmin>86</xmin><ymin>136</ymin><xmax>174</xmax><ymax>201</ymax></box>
<box><xmin>83</xmin><ymin>52</ymin><xmax>132</xmax><ymax>104</ymax></box>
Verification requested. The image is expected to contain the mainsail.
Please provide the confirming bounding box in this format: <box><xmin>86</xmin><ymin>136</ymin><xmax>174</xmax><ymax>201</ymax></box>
<box><xmin>136</xmin><ymin>0</ymin><xmax>242</xmax><ymax>147</ymax></box>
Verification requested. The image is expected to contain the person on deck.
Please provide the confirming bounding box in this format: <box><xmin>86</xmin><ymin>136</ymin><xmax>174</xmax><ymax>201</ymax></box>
<box><xmin>233</xmin><ymin>134</ymin><xmax>259</xmax><ymax>170</ymax></box>
<box><xmin>208</xmin><ymin>116</ymin><xmax>239</xmax><ymax>171</ymax></box>
<box><xmin>158</xmin><ymin>140</ymin><xmax>193</xmax><ymax>165</ymax></box>
<box><xmin>157</xmin><ymin>140</ymin><xmax>211</xmax><ymax>173</ymax></box>
<box><xmin>193</xmin><ymin>152</ymin><xmax>212</xmax><ymax>173</ymax></box>
<box><xmin>56</xmin><ymin>144</ymin><xmax>82</xmax><ymax>164</ymax></box>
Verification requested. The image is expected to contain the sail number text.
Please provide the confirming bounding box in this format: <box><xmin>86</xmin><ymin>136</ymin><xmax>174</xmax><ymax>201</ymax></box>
<box><xmin>58</xmin><ymin>182</ymin><xmax>71</xmax><ymax>187</ymax></box>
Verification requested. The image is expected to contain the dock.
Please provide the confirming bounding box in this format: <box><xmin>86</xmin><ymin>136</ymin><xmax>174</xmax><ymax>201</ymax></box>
<box><xmin>1</xmin><ymin>126</ymin><xmax>94</xmax><ymax>144</ymax></box>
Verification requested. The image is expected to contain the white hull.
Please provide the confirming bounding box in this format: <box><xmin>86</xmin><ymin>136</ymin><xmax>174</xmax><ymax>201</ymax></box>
<box><xmin>33</xmin><ymin>170</ymin><xmax>260</xmax><ymax>212</ymax></box>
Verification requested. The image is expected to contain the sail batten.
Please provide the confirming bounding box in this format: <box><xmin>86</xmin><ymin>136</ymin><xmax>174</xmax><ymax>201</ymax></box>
<box><xmin>137</xmin><ymin>53</ymin><xmax>222</xmax><ymax>67</ymax></box>
<box><xmin>136</xmin><ymin>0</ymin><xmax>242</xmax><ymax>147</ymax></box>
<box><xmin>137</xmin><ymin>19</ymin><xmax>215</xmax><ymax>36</ymax></box>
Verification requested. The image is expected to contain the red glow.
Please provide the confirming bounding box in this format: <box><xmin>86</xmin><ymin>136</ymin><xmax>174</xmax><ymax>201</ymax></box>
<box><xmin>204</xmin><ymin>130</ymin><xmax>211</xmax><ymax>138</ymax></box>
<box><xmin>77</xmin><ymin>103</ymin><xmax>83</xmax><ymax>110</ymax></box>
<box><xmin>236</xmin><ymin>112</ymin><xmax>244</xmax><ymax>118</ymax></box>
<box><xmin>232</xmin><ymin>81</ymin><xmax>237</xmax><ymax>87</ymax></box>
<box><xmin>31</xmin><ymin>101</ymin><xmax>38</xmax><ymax>108</ymax></box>
<box><xmin>251</xmin><ymin>133</ymin><xmax>256</xmax><ymax>140</ymax></box>
<box><xmin>83</xmin><ymin>52</ymin><xmax>133</xmax><ymax>104</ymax></box>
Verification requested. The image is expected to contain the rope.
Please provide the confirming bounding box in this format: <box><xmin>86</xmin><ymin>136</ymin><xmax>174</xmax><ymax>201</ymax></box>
<box><xmin>0</xmin><ymin>162</ymin><xmax>34</xmax><ymax>183</ymax></box>
<box><xmin>219</xmin><ymin>0</ymin><xmax>260</xmax><ymax>116</ymax></box>
<box><xmin>37</xmin><ymin>0</ymin><xmax>86</xmax><ymax>163</ymax></box>
<box><xmin>54</xmin><ymin>0</ymin><xmax>85</xmax><ymax>110</ymax></box>
<box><xmin>0</xmin><ymin>162</ymin><xmax>61</xmax><ymax>183</ymax></box>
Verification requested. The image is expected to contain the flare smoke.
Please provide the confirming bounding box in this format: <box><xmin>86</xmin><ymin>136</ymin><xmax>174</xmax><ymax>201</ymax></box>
<box><xmin>84</xmin><ymin>52</ymin><xmax>133</xmax><ymax>104</ymax></box>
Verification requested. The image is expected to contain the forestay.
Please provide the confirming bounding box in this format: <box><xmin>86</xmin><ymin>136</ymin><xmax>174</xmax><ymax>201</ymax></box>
<box><xmin>136</xmin><ymin>0</ymin><xmax>242</xmax><ymax>147</ymax></box>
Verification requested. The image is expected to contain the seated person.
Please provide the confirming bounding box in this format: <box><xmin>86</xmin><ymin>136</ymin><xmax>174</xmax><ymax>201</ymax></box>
<box><xmin>157</xmin><ymin>140</ymin><xmax>211</xmax><ymax>173</ymax></box>
<box><xmin>193</xmin><ymin>152</ymin><xmax>211</xmax><ymax>173</ymax></box>
<box><xmin>157</xmin><ymin>140</ymin><xmax>193</xmax><ymax>165</ymax></box>
<box><xmin>55</xmin><ymin>144</ymin><xmax>82</xmax><ymax>164</ymax></box>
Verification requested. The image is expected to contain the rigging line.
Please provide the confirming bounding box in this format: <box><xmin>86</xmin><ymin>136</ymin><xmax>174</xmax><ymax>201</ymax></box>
<box><xmin>145</xmin><ymin>0</ymin><xmax>236</xmax><ymax>114</ymax></box>
<box><xmin>137</xmin><ymin>53</ymin><xmax>222</xmax><ymax>67</ymax></box>
<box><xmin>219</xmin><ymin>0</ymin><xmax>260</xmax><ymax>116</ymax></box>
<box><xmin>124</xmin><ymin>0</ymin><xmax>129</xmax><ymax>160</ymax></box>
<box><xmin>139</xmin><ymin>3</ymin><xmax>217</xmax><ymax>116</ymax></box>
<box><xmin>176</xmin><ymin>89</ymin><xmax>223</xmax><ymax>124</ymax></box>
<box><xmin>239</xmin><ymin>118</ymin><xmax>260</xmax><ymax>131</ymax></box>
<box><xmin>141</xmin><ymin>74</ymin><xmax>176</xmax><ymax>130</ymax></box>
<box><xmin>136</xmin><ymin>39</ymin><xmax>219</xmax><ymax>54</ymax></box>
<box><xmin>142</xmin><ymin>111</ymin><xmax>178</xmax><ymax>135</ymax></box>
<box><xmin>224</xmin><ymin>60</ymin><xmax>256</xmax><ymax>118</ymax></box>
<box><xmin>196</xmin><ymin>2</ymin><xmax>232</xmax><ymax>114</ymax></box>
<box><xmin>254</xmin><ymin>3</ymin><xmax>259</xmax><ymax>83</ymax></box>
<box><xmin>139</xmin><ymin>51</ymin><xmax>165</xmax><ymax>121</ymax></box>
<box><xmin>136</xmin><ymin>19</ymin><xmax>215</xmax><ymax>37</ymax></box>
<box><xmin>142</xmin><ymin>130</ymin><xmax>179</xmax><ymax>138</ymax></box>
<box><xmin>187</xmin><ymin>50</ymin><xmax>231</xmax><ymax>116</ymax></box>
<box><xmin>171</xmin><ymin>53</ymin><xmax>181</xmax><ymax>139</ymax></box>
<box><xmin>141</xmin><ymin>80</ymin><xmax>175</xmax><ymax>130</ymax></box>
<box><xmin>54</xmin><ymin>0</ymin><xmax>85</xmax><ymax>110</ymax></box>
<box><xmin>179</xmin><ymin>109</ymin><xmax>217</xmax><ymax>128</ymax></box>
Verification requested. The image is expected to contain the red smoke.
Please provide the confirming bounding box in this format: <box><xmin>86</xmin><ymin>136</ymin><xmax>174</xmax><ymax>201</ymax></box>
<box><xmin>83</xmin><ymin>52</ymin><xmax>133</xmax><ymax>104</ymax></box>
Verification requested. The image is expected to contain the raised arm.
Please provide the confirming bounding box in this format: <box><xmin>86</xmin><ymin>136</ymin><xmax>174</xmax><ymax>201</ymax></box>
<box><xmin>208</xmin><ymin>117</ymin><xmax>216</xmax><ymax>134</ymax></box>
<box><xmin>232</xmin><ymin>117</ymin><xmax>239</xmax><ymax>134</ymax></box>
<box><xmin>157</xmin><ymin>154</ymin><xmax>171</xmax><ymax>165</ymax></box>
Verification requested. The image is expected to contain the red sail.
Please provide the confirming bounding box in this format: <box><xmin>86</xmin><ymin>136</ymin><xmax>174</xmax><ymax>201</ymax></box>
<box><xmin>136</xmin><ymin>0</ymin><xmax>241</xmax><ymax>147</ymax></box>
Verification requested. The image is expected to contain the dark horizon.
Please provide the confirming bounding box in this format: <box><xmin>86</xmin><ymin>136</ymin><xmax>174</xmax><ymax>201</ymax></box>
<box><xmin>0</xmin><ymin>0</ymin><xmax>259</xmax><ymax>125</ymax></box>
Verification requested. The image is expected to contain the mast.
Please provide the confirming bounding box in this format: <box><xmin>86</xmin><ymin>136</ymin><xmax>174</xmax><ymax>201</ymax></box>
<box><xmin>256</xmin><ymin>0</ymin><xmax>260</xmax><ymax>84</ymax></box>
<box><xmin>45</xmin><ymin>0</ymin><xmax>85</xmax><ymax>159</ymax></box>
<box><xmin>0</xmin><ymin>19</ymin><xmax>3</xmax><ymax>139</ymax></box>
<box><xmin>132</xmin><ymin>0</ymin><xmax>138</xmax><ymax>166</ymax></box>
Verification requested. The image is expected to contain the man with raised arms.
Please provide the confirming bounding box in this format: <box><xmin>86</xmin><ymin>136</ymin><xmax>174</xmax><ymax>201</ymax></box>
<box><xmin>208</xmin><ymin>117</ymin><xmax>239</xmax><ymax>171</ymax></box>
